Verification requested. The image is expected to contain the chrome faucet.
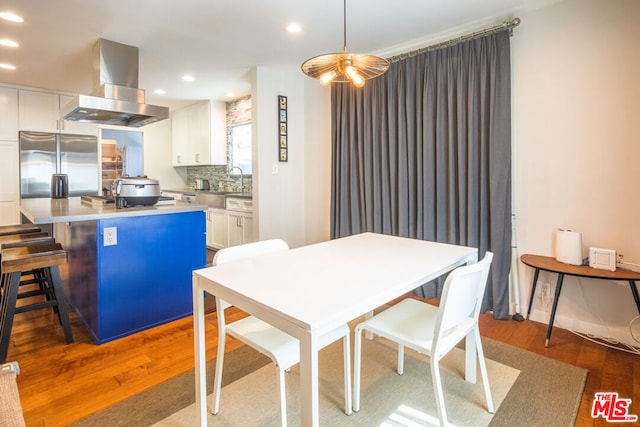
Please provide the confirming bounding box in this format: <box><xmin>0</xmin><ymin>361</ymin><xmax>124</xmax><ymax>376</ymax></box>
<box><xmin>229</xmin><ymin>166</ymin><xmax>244</xmax><ymax>193</ymax></box>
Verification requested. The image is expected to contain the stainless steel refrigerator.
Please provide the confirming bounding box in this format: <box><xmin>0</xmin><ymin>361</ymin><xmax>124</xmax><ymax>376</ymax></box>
<box><xmin>20</xmin><ymin>131</ymin><xmax>99</xmax><ymax>198</ymax></box>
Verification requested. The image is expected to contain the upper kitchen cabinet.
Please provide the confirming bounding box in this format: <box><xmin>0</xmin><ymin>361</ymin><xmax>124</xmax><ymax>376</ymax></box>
<box><xmin>171</xmin><ymin>101</ymin><xmax>226</xmax><ymax>166</ymax></box>
<box><xmin>0</xmin><ymin>87</ymin><xmax>18</xmax><ymax>140</ymax></box>
<box><xmin>19</xmin><ymin>90</ymin><xmax>58</xmax><ymax>133</ymax></box>
<box><xmin>18</xmin><ymin>90</ymin><xmax>97</xmax><ymax>135</ymax></box>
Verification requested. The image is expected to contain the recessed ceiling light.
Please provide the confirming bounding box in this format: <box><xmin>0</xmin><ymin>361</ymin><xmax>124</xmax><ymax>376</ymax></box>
<box><xmin>225</xmin><ymin>92</ymin><xmax>235</xmax><ymax>98</ymax></box>
<box><xmin>0</xmin><ymin>63</ymin><xmax>16</xmax><ymax>70</ymax></box>
<box><xmin>182</xmin><ymin>75</ymin><xmax>195</xmax><ymax>82</ymax></box>
<box><xmin>0</xmin><ymin>12</ymin><xmax>24</xmax><ymax>23</ymax></box>
<box><xmin>0</xmin><ymin>39</ymin><xmax>19</xmax><ymax>48</ymax></box>
<box><xmin>285</xmin><ymin>23</ymin><xmax>302</xmax><ymax>33</ymax></box>
<box><xmin>154</xmin><ymin>89</ymin><xmax>166</xmax><ymax>95</ymax></box>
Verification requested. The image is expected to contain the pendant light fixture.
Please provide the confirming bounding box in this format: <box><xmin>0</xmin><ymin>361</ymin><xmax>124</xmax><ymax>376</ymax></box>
<box><xmin>301</xmin><ymin>0</ymin><xmax>389</xmax><ymax>88</ymax></box>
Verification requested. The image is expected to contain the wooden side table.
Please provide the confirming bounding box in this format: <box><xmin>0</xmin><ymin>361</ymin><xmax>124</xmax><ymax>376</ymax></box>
<box><xmin>520</xmin><ymin>254</ymin><xmax>640</xmax><ymax>347</ymax></box>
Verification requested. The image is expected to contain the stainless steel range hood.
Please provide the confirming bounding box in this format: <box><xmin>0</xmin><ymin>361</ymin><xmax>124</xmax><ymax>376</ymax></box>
<box><xmin>61</xmin><ymin>38</ymin><xmax>169</xmax><ymax>128</ymax></box>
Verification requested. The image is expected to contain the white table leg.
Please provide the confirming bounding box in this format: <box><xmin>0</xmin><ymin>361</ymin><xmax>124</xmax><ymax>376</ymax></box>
<box><xmin>299</xmin><ymin>332</ymin><xmax>320</xmax><ymax>427</ymax></box>
<box><xmin>193</xmin><ymin>278</ymin><xmax>207</xmax><ymax>427</ymax></box>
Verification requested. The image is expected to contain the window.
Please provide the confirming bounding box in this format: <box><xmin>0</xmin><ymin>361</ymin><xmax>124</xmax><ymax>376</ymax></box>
<box><xmin>229</xmin><ymin>122</ymin><xmax>251</xmax><ymax>175</ymax></box>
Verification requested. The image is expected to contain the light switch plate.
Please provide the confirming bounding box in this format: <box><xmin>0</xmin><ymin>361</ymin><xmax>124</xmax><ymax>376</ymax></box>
<box><xmin>104</xmin><ymin>226</ymin><xmax>117</xmax><ymax>246</ymax></box>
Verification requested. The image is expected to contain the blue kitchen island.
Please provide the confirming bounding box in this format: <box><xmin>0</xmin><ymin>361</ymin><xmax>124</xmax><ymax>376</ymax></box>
<box><xmin>20</xmin><ymin>197</ymin><xmax>207</xmax><ymax>344</ymax></box>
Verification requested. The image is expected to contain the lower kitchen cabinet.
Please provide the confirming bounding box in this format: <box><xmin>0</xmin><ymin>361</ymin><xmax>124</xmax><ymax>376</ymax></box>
<box><xmin>202</xmin><ymin>197</ymin><xmax>253</xmax><ymax>249</ymax></box>
<box><xmin>227</xmin><ymin>211</ymin><xmax>253</xmax><ymax>247</ymax></box>
<box><xmin>206</xmin><ymin>208</ymin><xmax>227</xmax><ymax>250</ymax></box>
<box><xmin>0</xmin><ymin>139</ymin><xmax>19</xmax><ymax>225</ymax></box>
<box><xmin>226</xmin><ymin>197</ymin><xmax>253</xmax><ymax>247</ymax></box>
<box><xmin>0</xmin><ymin>201</ymin><xmax>19</xmax><ymax>226</ymax></box>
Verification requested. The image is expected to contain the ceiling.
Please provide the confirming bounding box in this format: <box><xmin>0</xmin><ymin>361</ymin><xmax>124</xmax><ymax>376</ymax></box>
<box><xmin>0</xmin><ymin>0</ymin><xmax>557</xmax><ymax>110</ymax></box>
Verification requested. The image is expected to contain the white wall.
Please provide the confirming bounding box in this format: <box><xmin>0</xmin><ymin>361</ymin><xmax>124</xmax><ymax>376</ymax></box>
<box><xmin>303</xmin><ymin>81</ymin><xmax>332</xmax><ymax>244</ymax></box>
<box><xmin>250</xmin><ymin>66</ymin><xmax>332</xmax><ymax>248</ymax></box>
<box><xmin>513</xmin><ymin>0</ymin><xmax>640</xmax><ymax>345</ymax></box>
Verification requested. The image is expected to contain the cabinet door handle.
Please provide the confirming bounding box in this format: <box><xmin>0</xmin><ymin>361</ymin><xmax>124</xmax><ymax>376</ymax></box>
<box><xmin>195</xmin><ymin>153</ymin><xmax>200</xmax><ymax>163</ymax></box>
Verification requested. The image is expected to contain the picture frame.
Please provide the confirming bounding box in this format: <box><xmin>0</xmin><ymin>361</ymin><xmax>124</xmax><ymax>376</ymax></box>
<box><xmin>278</xmin><ymin>95</ymin><xmax>288</xmax><ymax>162</ymax></box>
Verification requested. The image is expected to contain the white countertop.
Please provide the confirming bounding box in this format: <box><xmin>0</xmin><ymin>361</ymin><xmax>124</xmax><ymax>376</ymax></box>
<box><xmin>20</xmin><ymin>197</ymin><xmax>207</xmax><ymax>224</ymax></box>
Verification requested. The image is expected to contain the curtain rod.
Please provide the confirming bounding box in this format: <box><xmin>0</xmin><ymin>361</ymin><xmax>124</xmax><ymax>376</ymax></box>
<box><xmin>387</xmin><ymin>17</ymin><xmax>521</xmax><ymax>63</ymax></box>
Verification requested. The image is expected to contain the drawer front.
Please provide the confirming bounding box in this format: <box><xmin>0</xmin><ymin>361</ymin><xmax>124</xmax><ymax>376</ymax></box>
<box><xmin>226</xmin><ymin>197</ymin><xmax>252</xmax><ymax>212</ymax></box>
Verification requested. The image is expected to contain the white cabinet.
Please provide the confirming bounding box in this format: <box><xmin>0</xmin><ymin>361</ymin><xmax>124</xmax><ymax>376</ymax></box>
<box><xmin>19</xmin><ymin>90</ymin><xmax>60</xmax><ymax>132</ymax></box>
<box><xmin>203</xmin><ymin>197</ymin><xmax>253</xmax><ymax>249</ymax></box>
<box><xmin>226</xmin><ymin>197</ymin><xmax>253</xmax><ymax>247</ymax></box>
<box><xmin>227</xmin><ymin>211</ymin><xmax>253</xmax><ymax>247</ymax></box>
<box><xmin>0</xmin><ymin>202</ymin><xmax>20</xmax><ymax>226</ymax></box>
<box><xmin>206</xmin><ymin>208</ymin><xmax>227</xmax><ymax>250</ymax></box>
<box><xmin>0</xmin><ymin>140</ymin><xmax>19</xmax><ymax>202</ymax></box>
<box><xmin>0</xmin><ymin>139</ymin><xmax>20</xmax><ymax>225</ymax></box>
<box><xmin>0</xmin><ymin>201</ymin><xmax>19</xmax><ymax>226</ymax></box>
<box><xmin>0</xmin><ymin>87</ymin><xmax>18</xmax><ymax>140</ymax></box>
<box><xmin>171</xmin><ymin>101</ymin><xmax>226</xmax><ymax>166</ymax></box>
<box><xmin>171</xmin><ymin>108</ymin><xmax>189</xmax><ymax>165</ymax></box>
<box><xmin>0</xmin><ymin>87</ymin><xmax>20</xmax><ymax>220</ymax></box>
<box><xmin>18</xmin><ymin>90</ymin><xmax>96</xmax><ymax>135</ymax></box>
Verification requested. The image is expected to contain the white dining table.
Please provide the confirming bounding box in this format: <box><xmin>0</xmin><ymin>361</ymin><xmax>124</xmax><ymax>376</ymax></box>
<box><xmin>192</xmin><ymin>232</ymin><xmax>477</xmax><ymax>426</ymax></box>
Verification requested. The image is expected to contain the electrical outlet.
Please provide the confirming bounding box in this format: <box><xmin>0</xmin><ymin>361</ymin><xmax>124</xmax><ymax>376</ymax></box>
<box><xmin>618</xmin><ymin>261</ymin><xmax>640</xmax><ymax>272</ymax></box>
<box><xmin>104</xmin><ymin>227</ymin><xmax>117</xmax><ymax>246</ymax></box>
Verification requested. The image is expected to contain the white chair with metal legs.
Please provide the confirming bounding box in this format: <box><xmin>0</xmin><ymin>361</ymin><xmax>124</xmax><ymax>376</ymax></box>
<box><xmin>211</xmin><ymin>239</ymin><xmax>352</xmax><ymax>426</ymax></box>
<box><xmin>353</xmin><ymin>252</ymin><xmax>495</xmax><ymax>426</ymax></box>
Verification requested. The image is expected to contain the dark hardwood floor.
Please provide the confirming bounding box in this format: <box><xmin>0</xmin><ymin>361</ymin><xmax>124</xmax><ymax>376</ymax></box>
<box><xmin>5</xmin><ymin>294</ymin><xmax>639</xmax><ymax>426</ymax></box>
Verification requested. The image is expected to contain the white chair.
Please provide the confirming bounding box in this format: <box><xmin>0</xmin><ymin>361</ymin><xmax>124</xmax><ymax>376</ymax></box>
<box><xmin>212</xmin><ymin>239</ymin><xmax>352</xmax><ymax>426</ymax></box>
<box><xmin>353</xmin><ymin>252</ymin><xmax>495</xmax><ymax>426</ymax></box>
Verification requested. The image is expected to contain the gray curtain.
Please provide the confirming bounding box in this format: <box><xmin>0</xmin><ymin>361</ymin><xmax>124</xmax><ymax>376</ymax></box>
<box><xmin>330</xmin><ymin>30</ymin><xmax>512</xmax><ymax>319</ymax></box>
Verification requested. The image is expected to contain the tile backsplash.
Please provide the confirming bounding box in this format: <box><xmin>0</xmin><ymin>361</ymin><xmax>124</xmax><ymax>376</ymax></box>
<box><xmin>186</xmin><ymin>165</ymin><xmax>252</xmax><ymax>193</ymax></box>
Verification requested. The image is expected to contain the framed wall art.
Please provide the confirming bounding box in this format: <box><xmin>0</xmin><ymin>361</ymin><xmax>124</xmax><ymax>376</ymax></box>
<box><xmin>278</xmin><ymin>95</ymin><xmax>288</xmax><ymax>162</ymax></box>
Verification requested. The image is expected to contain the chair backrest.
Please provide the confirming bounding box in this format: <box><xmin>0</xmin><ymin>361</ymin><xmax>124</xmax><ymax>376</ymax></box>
<box><xmin>433</xmin><ymin>252</ymin><xmax>493</xmax><ymax>347</ymax></box>
<box><xmin>212</xmin><ymin>239</ymin><xmax>289</xmax><ymax>266</ymax></box>
<box><xmin>212</xmin><ymin>239</ymin><xmax>290</xmax><ymax>313</ymax></box>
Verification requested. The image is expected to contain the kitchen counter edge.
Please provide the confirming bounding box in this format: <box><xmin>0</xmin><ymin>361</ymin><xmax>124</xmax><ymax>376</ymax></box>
<box><xmin>20</xmin><ymin>197</ymin><xmax>208</xmax><ymax>225</ymax></box>
<box><xmin>163</xmin><ymin>189</ymin><xmax>253</xmax><ymax>199</ymax></box>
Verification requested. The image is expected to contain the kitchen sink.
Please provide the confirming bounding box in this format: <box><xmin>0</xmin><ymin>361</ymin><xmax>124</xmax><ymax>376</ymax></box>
<box><xmin>194</xmin><ymin>191</ymin><xmax>251</xmax><ymax>208</ymax></box>
<box><xmin>194</xmin><ymin>192</ymin><xmax>226</xmax><ymax>209</ymax></box>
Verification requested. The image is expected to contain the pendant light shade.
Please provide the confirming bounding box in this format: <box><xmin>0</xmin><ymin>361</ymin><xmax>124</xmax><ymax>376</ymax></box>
<box><xmin>301</xmin><ymin>0</ymin><xmax>389</xmax><ymax>87</ymax></box>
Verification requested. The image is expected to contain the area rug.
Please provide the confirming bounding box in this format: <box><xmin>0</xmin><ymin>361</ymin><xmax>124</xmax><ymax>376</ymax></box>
<box><xmin>72</xmin><ymin>337</ymin><xmax>588</xmax><ymax>427</ymax></box>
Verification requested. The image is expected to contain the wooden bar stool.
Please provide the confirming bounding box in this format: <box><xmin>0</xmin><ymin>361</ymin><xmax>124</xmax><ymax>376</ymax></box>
<box><xmin>0</xmin><ymin>224</ymin><xmax>41</xmax><ymax>237</ymax></box>
<box><xmin>0</xmin><ymin>243</ymin><xmax>74</xmax><ymax>363</ymax></box>
<box><xmin>0</xmin><ymin>233</ymin><xmax>56</xmax><ymax>295</ymax></box>
<box><xmin>0</xmin><ymin>232</ymin><xmax>53</xmax><ymax>250</ymax></box>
